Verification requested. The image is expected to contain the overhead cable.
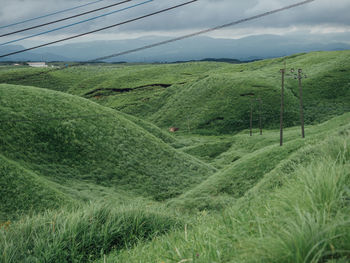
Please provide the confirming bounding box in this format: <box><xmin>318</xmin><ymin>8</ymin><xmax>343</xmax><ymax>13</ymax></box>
<box><xmin>0</xmin><ymin>0</ymin><xmax>105</xmax><ymax>30</ymax></box>
<box><xmin>0</xmin><ymin>0</ymin><xmax>198</xmax><ymax>58</ymax></box>
<box><xmin>0</xmin><ymin>0</ymin><xmax>154</xmax><ymax>46</ymax></box>
<box><xmin>0</xmin><ymin>0</ymin><xmax>132</xmax><ymax>38</ymax></box>
<box><xmin>0</xmin><ymin>0</ymin><xmax>315</xmax><ymax>72</ymax></box>
<box><xmin>91</xmin><ymin>0</ymin><xmax>316</xmax><ymax>62</ymax></box>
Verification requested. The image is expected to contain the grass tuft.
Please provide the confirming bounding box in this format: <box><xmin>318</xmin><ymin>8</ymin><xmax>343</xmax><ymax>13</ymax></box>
<box><xmin>0</xmin><ymin>203</ymin><xmax>183</xmax><ymax>263</ymax></box>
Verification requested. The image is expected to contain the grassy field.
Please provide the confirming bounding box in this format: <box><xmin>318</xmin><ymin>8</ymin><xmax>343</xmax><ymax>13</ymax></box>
<box><xmin>107</xmin><ymin>136</ymin><xmax>350</xmax><ymax>263</ymax></box>
<box><xmin>1</xmin><ymin>50</ymin><xmax>349</xmax><ymax>134</ymax></box>
<box><xmin>0</xmin><ymin>50</ymin><xmax>349</xmax><ymax>262</ymax></box>
<box><xmin>0</xmin><ymin>84</ymin><xmax>215</xmax><ymax>217</ymax></box>
<box><xmin>170</xmin><ymin>113</ymin><xmax>350</xmax><ymax>211</ymax></box>
<box><xmin>0</xmin><ymin>154</ymin><xmax>72</xmax><ymax>221</ymax></box>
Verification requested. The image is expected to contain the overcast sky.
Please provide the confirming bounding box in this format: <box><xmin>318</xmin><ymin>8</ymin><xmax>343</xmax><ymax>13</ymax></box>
<box><xmin>0</xmin><ymin>0</ymin><xmax>349</xmax><ymax>46</ymax></box>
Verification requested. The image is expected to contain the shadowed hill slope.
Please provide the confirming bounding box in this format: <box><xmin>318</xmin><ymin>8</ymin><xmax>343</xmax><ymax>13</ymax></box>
<box><xmin>0</xmin><ymin>154</ymin><xmax>71</xmax><ymax>221</ymax></box>
<box><xmin>117</xmin><ymin>111</ymin><xmax>176</xmax><ymax>144</ymax></box>
<box><xmin>0</xmin><ymin>84</ymin><xmax>215</xmax><ymax>204</ymax></box>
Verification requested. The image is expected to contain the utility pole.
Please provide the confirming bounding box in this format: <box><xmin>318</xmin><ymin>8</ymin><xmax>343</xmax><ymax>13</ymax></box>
<box><xmin>290</xmin><ymin>68</ymin><xmax>307</xmax><ymax>138</ymax></box>
<box><xmin>280</xmin><ymin>69</ymin><xmax>285</xmax><ymax>146</ymax></box>
<box><xmin>298</xmin><ymin>69</ymin><xmax>305</xmax><ymax>138</ymax></box>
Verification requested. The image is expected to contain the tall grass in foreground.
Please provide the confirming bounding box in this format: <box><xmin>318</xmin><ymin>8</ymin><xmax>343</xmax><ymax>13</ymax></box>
<box><xmin>108</xmin><ymin>137</ymin><xmax>350</xmax><ymax>262</ymax></box>
<box><xmin>0</xmin><ymin>203</ymin><xmax>183</xmax><ymax>263</ymax></box>
<box><xmin>1</xmin><ymin>135</ymin><xmax>349</xmax><ymax>263</ymax></box>
<box><xmin>235</xmin><ymin>159</ymin><xmax>350</xmax><ymax>262</ymax></box>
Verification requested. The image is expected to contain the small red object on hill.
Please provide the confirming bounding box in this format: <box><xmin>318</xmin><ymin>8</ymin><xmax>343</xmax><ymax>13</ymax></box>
<box><xmin>169</xmin><ymin>127</ymin><xmax>179</xmax><ymax>132</ymax></box>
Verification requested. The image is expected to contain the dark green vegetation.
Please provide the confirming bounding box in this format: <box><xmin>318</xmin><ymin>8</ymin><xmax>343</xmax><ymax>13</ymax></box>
<box><xmin>1</xmin><ymin>203</ymin><xmax>183</xmax><ymax>262</ymax></box>
<box><xmin>0</xmin><ymin>50</ymin><xmax>350</xmax><ymax>262</ymax></box>
<box><xmin>0</xmin><ymin>154</ymin><xmax>70</xmax><ymax>221</ymax></box>
<box><xmin>110</xmin><ymin>136</ymin><xmax>350</xmax><ymax>263</ymax></box>
<box><xmin>0</xmin><ymin>84</ymin><xmax>214</xmax><ymax>204</ymax></box>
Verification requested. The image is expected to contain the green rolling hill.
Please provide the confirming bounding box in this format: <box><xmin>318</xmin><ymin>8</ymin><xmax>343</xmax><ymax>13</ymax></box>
<box><xmin>1</xmin><ymin>50</ymin><xmax>349</xmax><ymax>135</ymax></box>
<box><xmin>0</xmin><ymin>154</ymin><xmax>71</xmax><ymax>221</ymax></box>
<box><xmin>169</xmin><ymin>113</ymin><xmax>350</xmax><ymax>211</ymax></box>
<box><xmin>0</xmin><ymin>50</ymin><xmax>350</xmax><ymax>263</ymax></box>
<box><xmin>0</xmin><ymin>84</ymin><xmax>215</xmax><ymax>218</ymax></box>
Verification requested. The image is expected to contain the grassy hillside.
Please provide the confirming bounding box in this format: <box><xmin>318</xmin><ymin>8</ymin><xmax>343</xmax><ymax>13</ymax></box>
<box><xmin>117</xmin><ymin>111</ymin><xmax>176</xmax><ymax>144</ymax></box>
<box><xmin>0</xmin><ymin>51</ymin><xmax>350</xmax><ymax>262</ymax></box>
<box><xmin>1</xmin><ymin>51</ymin><xmax>349</xmax><ymax>134</ymax></box>
<box><xmin>0</xmin><ymin>154</ymin><xmax>71</xmax><ymax>221</ymax></box>
<box><xmin>0</xmin><ymin>84</ymin><xmax>215</xmax><ymax>206</ymax></box>
<box><xmin>97</xmin><ymin>123</ymin><xmax>350</xmax><ymax>263</ymax></box>
<box><xmin>170</xmin><ymin>113</ymin><xmax>350</xmax><ymax>210</ymax></box>
<box><xmin>0</xmin><ymin>65</ymin><xmax>112</xmax><ymax>93</ymax></box>
<box><xmin>146</xmin><ymin>51</ymin><xmax>350</xmax><ymax>134</ymax></box>
<box><xmin>2</xmin><ymin>113</ymin><xmax>349</xmax><ymax>263</ymax></box>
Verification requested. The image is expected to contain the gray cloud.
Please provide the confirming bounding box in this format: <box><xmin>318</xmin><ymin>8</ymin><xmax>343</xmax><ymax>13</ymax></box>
<box><xmin>0</xmin><ymin>0</ymin><xmax>349</xmax><ymax>43</ymax></box>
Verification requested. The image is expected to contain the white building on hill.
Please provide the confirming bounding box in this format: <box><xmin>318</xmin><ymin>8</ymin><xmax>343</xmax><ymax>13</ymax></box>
<box><xmin>27</xmin><ymin>62</ymin><xmax>48</xmax><ymax>68</ymax></box>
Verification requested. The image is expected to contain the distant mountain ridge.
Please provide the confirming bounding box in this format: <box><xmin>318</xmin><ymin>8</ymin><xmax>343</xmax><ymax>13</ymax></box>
<box><xmin>1</xmin><ymin>34</ymin><xmax>349</xmax><ymax>62</ymax></box>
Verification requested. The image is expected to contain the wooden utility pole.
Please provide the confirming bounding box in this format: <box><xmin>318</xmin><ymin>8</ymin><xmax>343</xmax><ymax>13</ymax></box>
<box><xmin>298</xmin><ymin>69</ymin><xmax>305</xmax><ymax>138</ymax></box>
<box><xmin>280</xmin><ymin>69</ymin><xmax>285</xmax><ymax>146</ymax></box>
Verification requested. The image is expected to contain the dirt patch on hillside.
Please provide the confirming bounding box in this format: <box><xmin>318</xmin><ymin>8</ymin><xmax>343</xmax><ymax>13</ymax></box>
<box><xmin>85</xmin><ymin>83</ymin><xmax>172</xmax><ymax>97</ymax></box>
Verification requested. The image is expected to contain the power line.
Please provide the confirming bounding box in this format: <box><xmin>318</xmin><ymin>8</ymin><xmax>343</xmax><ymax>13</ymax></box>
<box><xmin>0</xmin><ymin>0</ymin><xmax>198</xmax><ymax>59</ymax></box>
<box><xmin>0</xmin><ymin>0</ymin><xmax>154</xmax><ymax>46</ymax></box>
<box><xmin>0</xmin><ymin>0</ymin><xmax>105</xmax><ymax>30</ymax></box>
<box><xmin>91</xmin><ymin>0</ymin><xmax>316</xmax><ymax>62</ymax></box>
<box><xmin>0</xmin><ymin>0</ymin><xmax>132</xmax><ymax>38</ymax></box>
<box><xmin>0</xmin><ymin>0</ymin><xmax>316</xmax><ymax>80</ymax></box>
